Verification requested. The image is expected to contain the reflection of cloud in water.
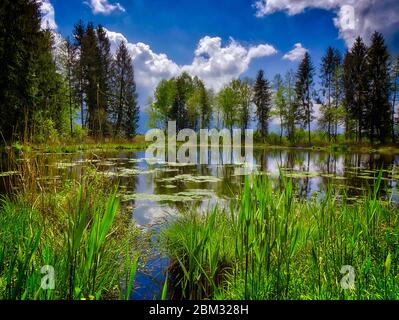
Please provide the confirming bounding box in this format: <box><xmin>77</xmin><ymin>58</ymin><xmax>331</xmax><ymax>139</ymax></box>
<box><xmin>133</xmin><ymin>202</ymin><xmax>177</xmax><ymax>227</ymax></box>
<box><xmin>132</xmin><ymin>195</ymin><xmax>227</xmax><ymax>228</ymax></box>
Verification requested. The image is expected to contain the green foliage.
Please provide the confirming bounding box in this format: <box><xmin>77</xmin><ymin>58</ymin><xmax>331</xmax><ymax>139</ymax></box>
<box><xmin>72</xmin><ymin>125</ymin><xmax>88</xmax><ymax>142</ymax></box>
<box><xmin>32</xmin><ymin>118</ymin><xmax>60</xmax><ymax>144</ymax></box>
<box><xmin>319</xmin><ymin>47</ymin><xmax>344</xmax><ymax>142</ymax></box>
<box><xmin>216</xmin><ymin>84</ymin><xmax>240</xmax><ymax>131</ymax></box>
<box><xmin>148</xmin><ymin>73</ymin><xmax>212</xmax><ymax>131</ymax></box>
<box><xmin>148</xmin><ymin>79</ymin><xmax>177</xmax><ymax>129</ymax></box>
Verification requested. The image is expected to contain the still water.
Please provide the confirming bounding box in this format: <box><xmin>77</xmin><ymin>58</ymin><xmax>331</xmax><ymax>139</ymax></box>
<box><xmin>2</xmin><ymin>148</ymin><xmax>399</xmax><ymax>298</ymax></box>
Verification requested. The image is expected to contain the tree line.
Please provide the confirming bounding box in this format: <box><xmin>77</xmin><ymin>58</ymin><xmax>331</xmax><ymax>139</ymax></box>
<box><xmin>1</xmin><ymin>1</ymin><xmax>398</xmax><ymax>146</ymax></box>
<box><xmin>0</xmin><ymin>0</ymin><xmax>139</xmax><ymax>142</ymax></box>
<box><xmin>148</xmin><ymin>32</ymin><xmax>399</xmax><ymax>145</ymax></box>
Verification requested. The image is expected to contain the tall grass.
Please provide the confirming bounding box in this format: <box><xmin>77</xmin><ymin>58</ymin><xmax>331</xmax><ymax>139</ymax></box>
<box><xmin>0</xmin><ymin>148</ymin><xmax>139</xmax><ymax>300</ymax></box>
<box><xmin>163</xmin><ymin>172</ymin><xmax>399</xmax><ymax>300</ymax></box>
<box><xmin>0</xmin><ymin>183</ymin><xmax>138</xmax><ymax>300</ymax></box>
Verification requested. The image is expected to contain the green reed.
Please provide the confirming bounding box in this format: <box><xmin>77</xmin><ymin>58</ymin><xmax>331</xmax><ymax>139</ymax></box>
<box><xmin>163</xmin><ymin>172</ymin><xmax>399</xmax><ymax>300</ymax></box>
<box><xmin>0</xmin><ymin>148</ymin><xmax>138</xmax><ymax>300</ymax></box>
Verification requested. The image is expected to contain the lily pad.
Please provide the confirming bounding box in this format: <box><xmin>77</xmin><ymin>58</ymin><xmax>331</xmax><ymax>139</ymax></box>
<box><xmin>122</xmin><ymin>189</ymin><xmax>215</xmax><ymax>202</ymax></box>
<box><xmin>157</xmin><ymin>174</ymin><xmax>221</xmax><ymax>184</ymax></box>
<box><xmin>54</xmin><ymin>162</ymin><xmax>78</xmax><ymax>169</ymax></box>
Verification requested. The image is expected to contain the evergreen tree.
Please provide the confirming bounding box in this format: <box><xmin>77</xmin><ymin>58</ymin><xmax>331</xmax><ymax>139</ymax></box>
<box><xmin>345</xmin><ymin>37</ymin><xmax>369</xmax><ymax>142</ymax></box>
<box><xmin>0</xmin><ymin>0</ymin><xmax>42</xmax><ymax>139</ymax></box>
<box><xmin>367</xmin><ymin>32</ymin><xmax>392</xmax><ymax>143</ymax></box>
<box><xmin>31</xmin><ymin>29</ymin><xmax>69</xmax><ymax>141</ymax></box>
<box><xmin>391</xmin><ymin>55</ymin><xmax>399</xmax><ymax>140</ymax></box>
<box><xmin>112</xmin><ymin>41</ymin><xmax>139</xmax><ymax>137</ymax></box>
<box><xmin>253</xmin><ymin>70</ymin><xmax>272</xmax><ymax>137</ymax></box>
<box><xmin>295</xmin><ymin>52</ymin><xmax>314</xmax><ymax>144</ymax></box>
<box><xmin>72</xmin><ymin>20</ymin><xmax>86</xmax><ymax>128</ymax></box>
<box><xmin>62</xmin><ymin>37</ymin><xmax>78</xmax><ymax>136</ymax></box>
<box><xmin>96</xmin><ymin>25</ymin><xmax>112</xmax><ymax>136</ymax></box>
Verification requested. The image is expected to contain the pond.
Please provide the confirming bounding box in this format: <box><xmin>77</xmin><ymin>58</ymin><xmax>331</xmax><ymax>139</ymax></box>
<box><xmin>1</xmin><ymin>148</ymin><xmax>399</xmax><ymax>299</ymax></box>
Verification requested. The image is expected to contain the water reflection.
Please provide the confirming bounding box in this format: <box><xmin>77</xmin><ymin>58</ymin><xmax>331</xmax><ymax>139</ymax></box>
<box><xmin>1</xmin><ymin>148</ymin><xmax>399</xmax><ymax>298</ymax></box>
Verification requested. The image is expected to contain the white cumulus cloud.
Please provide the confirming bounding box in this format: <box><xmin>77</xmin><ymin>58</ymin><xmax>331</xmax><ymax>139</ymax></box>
<box><xmin>254</xmin><ymin>0</ymin><xmax>399</xmax><ymax>47</ymax></box>
<box><xmin>283</xmin><ymin>43</ymin><xmax>308</xmax><ymax>61</ymax></box>
<box><xmin>38</xmin><ymin>0</ymin><xmax>57</xmax><ymax>30</ymax></box>
<box><xmin>39</xmin><ymin>3</ymin><xmax>278</xmax><ymax>107</ymax></box>
<box><xmin>85</xmin><ymin>0</ymin><xmax>125</xmax><ymax>15</ymax></box>
<box><xmin>182</xmin><ymin>36</ymin><xmax>277</xmax><ymax>91</ymax></box>
<box><xmin>105</xmin><ymin>29</ymin><xmax>180</xmax><ymax>94</ymax></box>
<box><xmin>105</xmin><ymin>30</ymin><xmax>277</xmax><ymax>95</ymax></box>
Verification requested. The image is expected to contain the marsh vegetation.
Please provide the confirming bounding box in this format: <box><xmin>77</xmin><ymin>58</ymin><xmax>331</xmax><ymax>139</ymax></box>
<box><xmin>1</xmin><ymin>147</ymin><xmax>399</xmax><ymax>299</ymax></box>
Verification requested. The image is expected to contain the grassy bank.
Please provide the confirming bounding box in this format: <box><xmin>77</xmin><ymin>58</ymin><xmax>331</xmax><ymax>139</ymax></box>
<box><xmin>3</xmin><ymin>131</ymin><xmax>399</xmax><ymax>156</ymax></box>
<box><xmin>0</xmin><ymin>135</ymin><xmax>149</xmax><ymax>154</ymax></box>
<box><xmin>162</xmin><ymin>173</ymin><xmax>399</xmax><ymax>300</ymax></box>
<box><xmin>254</xmin><ymin>131</ymin><xmax>399</xmax><ymax>154</ymax></box>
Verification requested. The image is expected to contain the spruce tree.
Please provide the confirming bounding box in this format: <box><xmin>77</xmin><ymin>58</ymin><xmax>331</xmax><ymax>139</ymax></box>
<box><xmin>345</xmin><ymin>37</ymin><xmax>369</xmax><ymax>142</ymax></box>
<box><xmin>367</xmin><ymin>32</ymin><xmax>392</xmax><ymax>143</ymax></box>
<box><xmin>391</xmin><ymin>55</ymin><xmax>399</xmax><ymax>141</ymax></box>
<box><xmin>73</xmin><ymin>20</ymin><xmax>86</xmax><ymax>128</ymax></box>
<box><xmin>81</xmin><ymin>22</ymin><xmax>100</xmax><ymax>136</ymax></box>
<box><xmin>96</xmin><ymin>25</ymin><xmax>112</xmax><ymax>136</ymax></box>
<box><xmin>0</xmin><ymin>0</ymin><xmax>42</xmax><ymax>140</ymax></box>
<box><xmin>112</xmin><ymin>41</ymin><xmax>139</xmax><ymax>137</ymax></box>
<box><xmin>295</xmin><ymin>52</ymin><xmax>314</xmax><ymax>144</ymax></box>
<box><xmin>32</xmin><ymin>29</ymin><xmax>69</xmax><ymax>140</ymax></box>
<box><xmin>253</xmin><ymin>70</ymin><xmax>272</xmax><ymax>138</ymax></box>
<box><xmin>63</xmin><ymin>37</ymin><xmax>77</xmax><ymax>136</ymax></box>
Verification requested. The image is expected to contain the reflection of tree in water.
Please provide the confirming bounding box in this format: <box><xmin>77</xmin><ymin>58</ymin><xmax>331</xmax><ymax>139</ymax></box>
<box><xmin>278</xmin><ymin>150</ymin><xmax>311</xmax><ymax>198</ymax></box>
<box><xmin>314</xmin><ymin>152</ymin><xmax>340</xmax><ymax>196</ymax></box>
<box><xmin>125</xmin><ymin>149</ymin><xmax>399</xmax><ymax>212</ymax></box>
<box><xmin>343</xmin><ymin>153</ymin><xmax>395</xmax><ymax>199</ymax></box>
<box><xmin>297</xmin><ymin>151</ymin><xmax>311</xmax><ymax>199</ymax></box>
<box><xmin>254</xmin><ymin>149</ymin><xmax>312</xmax><ymax>199</ymax></box>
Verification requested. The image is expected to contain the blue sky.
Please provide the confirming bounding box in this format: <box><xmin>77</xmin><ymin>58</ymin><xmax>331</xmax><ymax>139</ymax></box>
<box><xmin>53</xmin><ymin>0</ymin><xmax>347</xmax><ymax>76</ymax></box>
<box><xmin>41</xmin><ymin>0</ymin><xmax>399</xmax><ymax>132</ymax></box>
